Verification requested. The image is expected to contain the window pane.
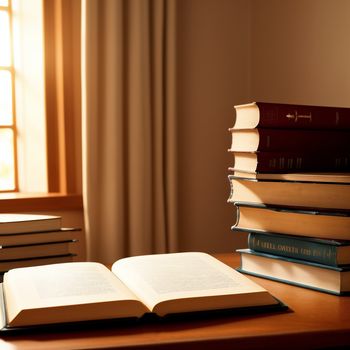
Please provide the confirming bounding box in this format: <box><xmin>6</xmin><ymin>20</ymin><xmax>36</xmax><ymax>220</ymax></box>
<box><xmin>0</xmin><ymin>70</ymin><xmax>12</xmax><ymax>124</ymax></box>
<box><xmin>0</xmin><ymin>10</ymin><xmax>11</xmax><ymax>66</ymax></box>
<box><xmin>0</xmin><ymin>128</ymin><xmax>15</xmax><ymax>191</ymax></box>
<box><xmin>0</xmin><ymin>1</ymin><xmax>9</xmax><ymax>7</ymax></box>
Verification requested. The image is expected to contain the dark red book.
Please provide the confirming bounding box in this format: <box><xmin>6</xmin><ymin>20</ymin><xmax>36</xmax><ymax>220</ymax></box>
<box><xmin>229</xmin><ymin>128</ymin><xmax>350</xmax><ymax>152</ymax></box>
<box><xmin>232</xmin><ymin>102</ymin><xmax>350</xmax><ymax>130</ymax></box>
<box><xmin>228</xmin><ymin>151</ymin><xmax>350</xmax><ymax>173</ymax></box>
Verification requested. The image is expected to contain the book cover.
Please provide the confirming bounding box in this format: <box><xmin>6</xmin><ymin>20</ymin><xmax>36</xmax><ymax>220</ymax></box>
<box><xmin>0</xmin><ymin>228</ymin><xmax>81</xmax><ymax>246</ymax></box>
<box><xmin>237</xmin><ymin>248</ymin><xmax>350</xmax><ymax>295</ymax></box>
<box><xmin>228</xmin><ymin>151</ymin><xmax>350</xmax><ymax>174</ymax></box>
<box><xmin>232</xmin><ymin>102</ymin><xmax>350</xmax><ymax>130</ymax></box>
<box><xmin>229</xmin><ymin>128</ymin><xmax>350</xmax><ymax>153</ymax></box>
<box><xmin>247</xmin><ymin>231</ymin><xmax>350</xmax><ymax>266</ymax></box>
<box><xmin>0</xmin><ymin>240</ymin><xmax>78</xmax><ymax>261</ymax></box>
<box><xmin>0</xmin><ymin>214</ymin><xmax>62</xmax><ymax>234</ymax></box>
<box><xmin>227</xmin><ymin>174</ymin><xmax>350</xmax><ymax>210</ymax></box>
<box><xmin>0</xmin><ymin>254</ymin><xmax>77</xmax><ymax>275</ymax></box>
<box><xmin>232</xmin><ymin>202</ymin><xmax>350</xmax><ymax>240</ymax></box>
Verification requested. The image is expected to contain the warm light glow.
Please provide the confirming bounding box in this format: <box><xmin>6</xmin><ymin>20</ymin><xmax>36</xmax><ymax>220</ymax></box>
<box><xmin>0</xmin><ymin>10</ymin><xmax>11</xmax><ymax>66</ymax></box>
<box><xmin>0</xmin><ymin>70</ymin><xmax>13</xmax><ymax>125</ymax></box>
<box><xmin>0</xmin><ymin>0</ymin><xmax>47</xmax><ymax>193</ymax></box>
<box><xmin>12</xmin><ymin>0</ymin><xmax>48</xmax><ymax>192</ymax></box>
<box><xmin>0</xmin><ymin>128</ymin><xmax>15</xmax><ymax>191</ymax></box>
<box><xmin>0</xmin><ymin>4</ymin><xmax>15</xmax><ymax>192</ymax></box>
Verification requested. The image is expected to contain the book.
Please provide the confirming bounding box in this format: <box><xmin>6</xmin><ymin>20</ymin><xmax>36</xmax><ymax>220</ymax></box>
<box><xmin>227</xmin><ymin>174</ymin><xmax>350</xmax><ymax>210</ymax></box>
<box><xmin>228</xmin><ymin>128</ymin><xmax>350</xmax><ymax>153</ymax></box>
<box><xmin>0</xmin><ymin>252</ymin><xmax>282</xmax><ymax>329</ymax></box>
<box><xmin>232</xmin><ymin>203</ymin><xmax>350</xmax><ymax>240</ymax></box>
<box><xmin>237</xmin><ymin>249</ymin><xmax>350</xmax><ymax>295</ymax></box>
<box><xmin>231</xmin><ymin>102</ymin><xmax>350</xmax><ymax>130</ymax></box>
<box><xmin>0</xmin><ymin>254</ymin><xmax>76</xmax><ymax>274</ymax></box>
<box><xmin>247</xmin><ymin>232</ymin><xmax>350</xmax><ymax>267</ymax></box>
<box><xmin>0</xmin><ymin>228</ymin><xmax>80</xmax><ymax>246</ymax></box>
<box><xmin>0</xmin><ymin>214</ymin><xmax>61</xmax><ymax>234</ymax></box>
<box><xmin>228</xmin><ymin>151</ymin><xmax>350</xmax><ymax>174</ymax></box>
<box><xmin>0</xmin><ymin>240</ymin><xmax>77</xmax><ymax>261</ymax></box>
<box><xmin>228</xmin><ymin>172</ymin><xmax>350</xmax><ymax>182</ymax></box>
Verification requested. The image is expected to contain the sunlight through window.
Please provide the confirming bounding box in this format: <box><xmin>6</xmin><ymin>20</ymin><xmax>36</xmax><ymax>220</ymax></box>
<box><xmin>0</xmin><ymin>0</ymin><xmax>48</xmax><ymax>193</ymax></box>
<box><xmin>0</xmin><ymin>1</ymin><xmax>17</xmax><ymax>192</ymax></box>
<box><xmin>0</xmin><ymin>128</ymin><xmax>15</xmax><ymax>191</ymax></box>
<box><xmin>0</xmin><ymin>10</ymin><xmax>11</xmax><ymax>66</ymax></box>
<box><xmin>0</xmin><ymin>70</ymin><xmax>13</xmax><ymax>125</ymax></box>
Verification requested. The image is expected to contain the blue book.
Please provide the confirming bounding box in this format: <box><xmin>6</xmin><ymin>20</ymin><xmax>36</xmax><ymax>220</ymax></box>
<box><xmin>247</xmin><ymin>231</ymin><xmax>350</xmax><ymax>267</ymax></box>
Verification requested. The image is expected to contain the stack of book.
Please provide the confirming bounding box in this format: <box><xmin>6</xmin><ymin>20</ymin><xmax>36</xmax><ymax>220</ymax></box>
<box><xmin>227</xmin><ymin>102</ymin><xmax>350</xmax><ymax>295</ymax></box>
<box><xmin>0</xmin><ymin>213</ymin><xmax>80</xmax><ymax>275</ymax></box>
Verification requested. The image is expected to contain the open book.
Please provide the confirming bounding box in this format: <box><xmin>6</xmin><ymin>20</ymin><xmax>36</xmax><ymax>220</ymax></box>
<box><xmin>0</xmin><ymin>252</ymin><xmax>282</xmax><ymax>330</ymax></box>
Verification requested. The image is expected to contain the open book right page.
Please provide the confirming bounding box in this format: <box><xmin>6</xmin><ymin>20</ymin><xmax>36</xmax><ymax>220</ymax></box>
<box><xmin>112</xmin><ymin>252</ymin><xmax>278</xmax><ymax>316</ymax></box>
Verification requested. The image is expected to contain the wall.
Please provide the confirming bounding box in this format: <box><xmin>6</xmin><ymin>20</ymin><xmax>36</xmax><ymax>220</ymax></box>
<box><xmin>177</xmin><ymin>0</ymin><xmax>252</xmax><ymax>252</ymax></box>
<box><xmin>251</xmin><ymin>0</ymin><xmax>350</xmax><ymax>106</ymax></box>
<box><xmin>176</xmin><ymin>0</ymin><xmax>350</xmax><ymax>253</ymax></box>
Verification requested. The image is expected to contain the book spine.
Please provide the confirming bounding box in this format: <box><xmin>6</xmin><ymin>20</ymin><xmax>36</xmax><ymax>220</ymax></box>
<box><xmin>248</xmin><ymin>232</ymin><xmax>339</xmax><ymax>266</ymax></box>
<box><xmin>257</xmin><ymin>129</ymin><xmax>350</xmax><ymax>152</ymax></box>
<box><xmin>256</xmin><ymin>102</ymin><xmax>350</xmax><ymax>129</ymax></box>
<box><xmin>254</xmin><ymin>152</ymin><xmax>350</xmax><ymax>172</ymax></box>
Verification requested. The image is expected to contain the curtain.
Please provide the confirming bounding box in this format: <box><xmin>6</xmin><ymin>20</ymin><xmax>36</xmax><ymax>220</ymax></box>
<box><xmin>81</xmin><ymin>0</ymin><xmax>178</xmax><ymax>263</ymax></box>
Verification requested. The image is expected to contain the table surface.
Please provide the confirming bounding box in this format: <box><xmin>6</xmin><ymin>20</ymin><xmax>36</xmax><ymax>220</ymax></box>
<box><xmin>1</xmin><ymin>253</ymin><xmax>350</xmax><ymax>350</ymax></box>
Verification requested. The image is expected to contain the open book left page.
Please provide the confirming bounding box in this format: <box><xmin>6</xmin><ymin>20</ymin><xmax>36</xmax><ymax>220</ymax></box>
<box><xmin>2</xmin><ymin>262</ymin><xmax>147</xmax><ymax>328</ymax></box>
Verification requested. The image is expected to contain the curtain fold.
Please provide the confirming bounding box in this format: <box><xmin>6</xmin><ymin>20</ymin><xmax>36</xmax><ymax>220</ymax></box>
<box><xmin>81</xmin><ymin>0</ymin><xmax>178</xmax><ymax>263</ymax></box>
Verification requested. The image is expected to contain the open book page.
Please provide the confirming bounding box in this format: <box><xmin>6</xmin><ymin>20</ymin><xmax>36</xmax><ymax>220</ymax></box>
<box><xmin>112</xmin><ymin>252</ymin><xmax>278</xmax><ymax>316</ymax></box>
<box><xmin>3</xmin><ymin>262</ymin><xmax>147</xmax><ymax>327</ymax></box>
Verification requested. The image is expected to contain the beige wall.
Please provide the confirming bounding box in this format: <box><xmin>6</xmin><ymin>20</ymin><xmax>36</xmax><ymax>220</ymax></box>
<box><xmin>177</xmin><ymin>0</ymin><xmax>251</xmax><ymax>252</ymax></box>
<box><xmin>176</xmin><ymin>0</ymin><xmax>350</xmax><ymax>253</ymax></box>
<box><xmin>252</xmin><ymin>0</ymin><xmax>350</xmax><ymax>106</ymax></box>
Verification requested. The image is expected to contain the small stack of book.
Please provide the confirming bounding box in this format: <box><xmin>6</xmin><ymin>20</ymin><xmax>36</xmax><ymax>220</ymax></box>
<box><xmin>227</xmin><ymin>102</ymin><xmax>350</xmax><ymax>295</ymax></box>
<box><xmin>0</xmin><ymin>213</ymin><xmax>80</xmax><ymax>275</ymax></box>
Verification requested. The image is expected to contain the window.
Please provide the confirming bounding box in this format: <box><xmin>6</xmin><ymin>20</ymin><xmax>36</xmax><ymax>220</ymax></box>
<box><xmin>0</xmin><ymin>0</ymin><xmax>47</xmax><ymax>193</ymax></box>
<box><xmin>0</xmin><ymin>0</ymin><xmax>82</xmax><ymax>198</ymax></box>
<box><xmin>0</xmin><ymin>0</ymin><xmax>18</xmax><ymax>192</ymax></box>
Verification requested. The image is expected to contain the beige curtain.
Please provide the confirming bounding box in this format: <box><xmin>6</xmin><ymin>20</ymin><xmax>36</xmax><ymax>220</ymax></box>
<box><xmin>81</xmin><ymin>0</ymin><xmax>178</xmax><ymax>263</ymax></box>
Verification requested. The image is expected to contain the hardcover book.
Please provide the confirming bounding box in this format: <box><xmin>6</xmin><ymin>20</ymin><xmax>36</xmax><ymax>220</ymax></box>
<box><xmin>0</xmin><ymin>252</ymin><xmax>283</xmax><ymax>331</ymax></box>
<box><xmin>232</xmin><ymin>203</ymin><xmax>350</xmax><ymax>240</ymax></box>
<box><xmin>228</xmin><ymin>172</ymin><xmax>350</xmax><ymax>182</ymax></box>
<box><xmin>247</xmin><ymin>232</ymin><xmax>350</xmax><ymax>267</ymax></box>
<box><xmin>237</xmin><ymin>249</ymin><xmax>350</xmax><ymax>295</ymax></box>
<box><xmin>228</xmin><ymin>128</ymin><xmax>350</xmax><ymax>153</ymax></box>
<box><xmin>0</xmin><ymin>240</ymin><xmax>77</xmax><ymax>262</ymax></box>
<box><xmin>0</xmin><ymin>228</ymin><xmax>81</xmax><ymax>246</ymax></box>
<box><xmin>227</xmin><ymin>174</ymin><xmax>350</xmax><ymax>210</ymax></box>
<box><xmin>0</xmin><ymin>254</ymin><xmax>76</xmax><ymax>275</ymax></box>
<box><xmin>0</xmin><ymin>214</ymin><xmax>61</xmax><ymax>234</ymax></box>
<box><xmin>231</xmin><ymin>102</ymin><xmax>350</xmax><ymax>130</ymax></box>
<box><xmin>228</xmin><ymin>151</ymin><xmax>350</xmax><ymax>174</ymax></box>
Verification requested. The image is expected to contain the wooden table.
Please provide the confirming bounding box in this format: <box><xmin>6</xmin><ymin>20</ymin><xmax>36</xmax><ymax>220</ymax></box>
<box><xmin>1</xmin><ymin>253</ymin><xmax>350</xmax><ymax>350</ymax></box>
